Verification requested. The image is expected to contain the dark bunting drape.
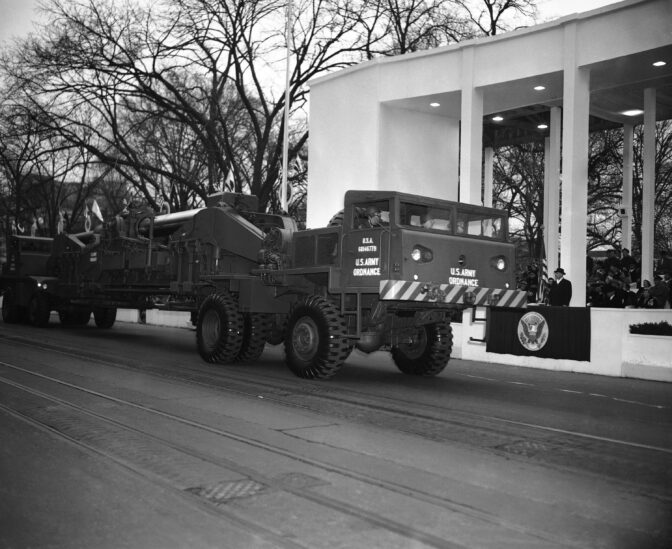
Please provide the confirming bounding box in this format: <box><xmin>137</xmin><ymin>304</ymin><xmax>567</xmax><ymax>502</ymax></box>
<box><xmin>486</xmin><ymin>306</ymin><xmax>591</xmax><ymax>361</ymax></box>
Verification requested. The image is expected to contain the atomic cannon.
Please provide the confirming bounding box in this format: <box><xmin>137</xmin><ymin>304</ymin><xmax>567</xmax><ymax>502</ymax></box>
<box><xmin>1</xmin><ymin>191</ymin><xmax>526</xmax><ymax>379</ymax></box>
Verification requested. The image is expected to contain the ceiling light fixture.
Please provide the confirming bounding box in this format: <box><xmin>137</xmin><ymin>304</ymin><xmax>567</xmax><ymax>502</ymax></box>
<box><xmin>622</xmin><ymin>109</ymin><xmax>644</xmax><ymax>117</ymax></box>
<box><xmin>430</xmin><ymin>102</ymin><xmax>440</xmax><ymax>107</ymax></box>
<box><xmin>534</xmin><ymin>85</ymin><xmax>546</xmax><ymax>91</ymax></box>
<box><xmin>492</xmin><ymin>115</ymin><xmax>504</xmax><ymax>122</ymax></box>
<box><xmin>653</xmin><ymin>60</ymin><xmax>666</xmax><ymax>67</ymax></box>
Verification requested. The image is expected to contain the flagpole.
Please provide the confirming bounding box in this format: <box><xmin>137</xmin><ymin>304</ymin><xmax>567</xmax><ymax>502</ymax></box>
<box><xmin>281</xmin><ymin>0</ymin><xmax>293</xmax><ymax>213</ymax></box>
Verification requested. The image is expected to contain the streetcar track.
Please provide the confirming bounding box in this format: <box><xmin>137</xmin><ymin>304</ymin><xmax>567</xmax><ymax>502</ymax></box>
<box><xmin>0</xmin><ymin>400</ymin><xmax>306</xmax><ymax>549</ymax></box>
<box><xmin>1</xmin><ymin>330</ymin><xmax>669</xmax><ymax>456</ymax></box>
<box><xmin>0</xmin><ymin>365</ymin><xmax>574</xmax><ymax>549</ymax></box>
<box><xmin>2</xmin><ymin>328</ymin><xmax>671</xmax><ymax>505</ymax></box>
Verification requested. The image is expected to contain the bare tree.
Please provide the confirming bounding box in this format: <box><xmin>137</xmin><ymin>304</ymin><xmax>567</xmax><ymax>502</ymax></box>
<box><xmin>2</xmin><ymin>0</ymin><xmax>541</xmax><ymax>225</ymax></box>
<box><xmin>492</xmin><ymin>141</ymin><xmax>544</xmax><ymax>263</ymax></box>
<box><xmin>453</xmin><ymin>0</ymin><xmax>537</xmax><ymax>35</ymax></box>
<box><xmin>632</xmin><ymin>121</ymin><xmax>672</xmax><ymax>257</ymax></box>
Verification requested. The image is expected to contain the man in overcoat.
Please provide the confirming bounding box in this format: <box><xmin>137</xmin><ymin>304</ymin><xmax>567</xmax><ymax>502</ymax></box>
<box><xmin>549</xmin><ymin>267</ymin><xmax>572</xmax><ymax>306</ymax></box>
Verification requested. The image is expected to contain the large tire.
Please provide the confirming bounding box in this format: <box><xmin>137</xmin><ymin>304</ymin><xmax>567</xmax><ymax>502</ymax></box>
<box><xmin>284</xmin><ymin>295</ymin><xmax>351</xmax><ymax>379</ymax></box>
<box><xmin>2</xmin><ymin>290</ymin><xmax>23</xmax><ymax>324</ymax></box>
<box><xmin>327</xmin><ymin>210</ymin><xmax>344</xmax><ymax>227</ymax></box>
<box><xmin>196</xmin><ymin>293</ymin><xmax>244</xmax><ymax>364</ymax></box>
<box><xmin>28</xmin><ymin>292</ymin><xmax>51</xmax><ymax>328</ymax></box>
<box><xmin>392</xmin><ymin>321</ymin><xmax>452</xmax><ymax>376</ymax></box>
<box><xmin>93</xmin><ymin>307</ymin><xmax>117</xmax><ymax>329</ymax></box>
<box><xmin>236</xmin><ymin>313</ymin><xmax>271</xmax><ymax>362</ymax></box>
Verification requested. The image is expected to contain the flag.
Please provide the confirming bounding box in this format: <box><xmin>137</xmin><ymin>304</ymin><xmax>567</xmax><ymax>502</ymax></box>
<box><xmin>536</xmin><ymin>226</ymin><xmax>548</xmax><ymax>303</ymax></box>
<box><xmin>92</xmin><ymin>199</ymin><xmax>104</xmax><ymax>222</ymax></box>
<box><xmin>84</xmin><ymin>203</ymin><xmax>92</xmax><ymax>231</ymax></box>
<box><xmin>224</xmin><ymin>169</ymin><xmax>235</xmax><ymax>192</ymax></box>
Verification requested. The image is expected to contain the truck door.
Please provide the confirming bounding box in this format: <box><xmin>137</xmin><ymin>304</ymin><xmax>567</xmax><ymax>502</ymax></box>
<box><xmin>342</xmin><ymin>203</ymin><xmax>390</xmax><ymax>291</ymax></box>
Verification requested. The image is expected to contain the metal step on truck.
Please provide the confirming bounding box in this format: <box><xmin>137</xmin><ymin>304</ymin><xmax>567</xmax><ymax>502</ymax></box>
<box><xmin>1</xmin><ymin>190</ymin><xmax>526</xmax><ymax>379</ymax></box>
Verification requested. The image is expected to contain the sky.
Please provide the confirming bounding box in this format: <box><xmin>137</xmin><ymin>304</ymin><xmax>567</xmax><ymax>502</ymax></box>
<box><xmin>0</xmin><ymin>0</ymin><xmax>624</xmax><ymax>44</ymax></box>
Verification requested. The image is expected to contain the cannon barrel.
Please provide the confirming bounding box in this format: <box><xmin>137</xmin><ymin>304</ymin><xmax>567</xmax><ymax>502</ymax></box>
<box><xmin>137</xmin><ymin>208</ymin><xmax>203</xmax><ymax>237</ymax></box>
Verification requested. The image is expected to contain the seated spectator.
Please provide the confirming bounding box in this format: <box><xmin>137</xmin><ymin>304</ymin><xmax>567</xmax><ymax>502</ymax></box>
<box><xmin>588</xmin><ymin>283</ymin><xmax>607</xmax><ymax>307</ymax></box>
<box><xmin>604</xmin><ymin>279</ymin><xmax>626</xmax><ymax>309</ymax></box>
<box><xmin>648</xmin><ymin>275</ymin><xmax>670</xmax><ymax>308</ymax></box>
<box><xmin>636</xmin><ymin>280</ymin><xmax>656</xmax><ymax>308</ymax></box>
<box><xmin>603</xmin><ymin>249</ymin><xmax>620</xmax><ymax>271</ymax></box>
<box><xmin>620</xmin><ymin>248</ymin><xmax>638</xmax><ymax>274</ymax></box>
<box><xmin>624</xmin><ymin>282</ymin><xmax>638</xmax><ymax>308</ymax></box>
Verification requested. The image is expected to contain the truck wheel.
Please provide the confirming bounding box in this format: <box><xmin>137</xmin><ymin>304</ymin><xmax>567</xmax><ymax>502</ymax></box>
<box><xmin>236</xmin><ymin>313</ymin><xmax>271</xmax><ymax>362</ymax></box>
<box><xmin>2</xmin><ymin>290</ymin><xmax>23</xmax><ymax>324</ymax></box>
<box><xmin>28</xmin><ymin>292</ymin><xmax>51</xmax><ymax>328</ymax></box>
<box><xmin>392</xmin><ymin>321</ymin><xmax>452</xmax><ymax>376</ymax></box>
<box><xmin>284</xmin><ymin>296</ymin><xmax>350</xmax><ymax>379</ymax></box>
<box><xmin>93</xmin><ymin>307</ymin><xmax>117</xmax><ymax>329</ymax></box>
<box><xmin>197</xmin><ymin>293</ymin><xmax>244</xmax><ymax>364</ymax></box>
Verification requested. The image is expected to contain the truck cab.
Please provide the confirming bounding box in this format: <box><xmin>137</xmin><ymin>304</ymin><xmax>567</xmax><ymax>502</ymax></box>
<box><xmin>257</xmin><ymin>190</ymin><xmax>526</xmax><ymax>379</ymax></box>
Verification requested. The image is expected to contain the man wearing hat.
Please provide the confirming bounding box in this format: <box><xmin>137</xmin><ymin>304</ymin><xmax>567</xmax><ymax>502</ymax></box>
<box><xmin>549</xmin><ymin>267</ymin><xmax>572</xmax><ymax>306</ymax></box>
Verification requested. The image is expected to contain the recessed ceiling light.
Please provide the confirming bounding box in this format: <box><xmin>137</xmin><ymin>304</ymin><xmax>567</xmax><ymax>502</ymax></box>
<box><xmin>653</xmin><ymin>60</ymin><xmax>666</xmax><ymax>67</ymax></box>
<box><xmin>622</xmin><ymin>109</ymin><xmax>644</xmax><ymax>117</ymax></box>
<box><xmin>430</xmin><ymin>102</ymin><xmax>440</xmax><ymax>108</ymax></box>
<box><xmin>537</xmin><ymin>124</ymin><xmax>548</xmax><ymax>129</ymax></box>
<box><xmin>492</xmin><ymin>115</ymin><xmax>504</xmax><ymax>122</ymax></box>
<box><xmin>534</xmin><ymin>85</ymin><xmax>546</xmax><ymax>91</ymax></box>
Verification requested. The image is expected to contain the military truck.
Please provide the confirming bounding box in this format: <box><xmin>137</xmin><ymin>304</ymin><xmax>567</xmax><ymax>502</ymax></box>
<box><xmin>1</xmin><ymin>190</ymin><xmax>525</xmax><ymax>379</ymax></box>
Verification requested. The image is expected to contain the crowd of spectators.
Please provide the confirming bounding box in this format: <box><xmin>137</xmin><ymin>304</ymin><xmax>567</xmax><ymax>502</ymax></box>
<box><xmin>517</xmin><ymin>248</ymin><xmax>672</xmax><ymax>308</ymax></box>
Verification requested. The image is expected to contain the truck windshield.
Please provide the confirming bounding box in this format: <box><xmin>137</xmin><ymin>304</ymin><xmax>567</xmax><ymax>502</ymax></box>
<box><xmin>456</xmin><ymin>210</ymin><xmax>505</xmax><ymax>240</ymax></box>
<box><xmin>399</xmin><ymin>203</ymin><xmax>453</xmax><ymax>233</ymax></box>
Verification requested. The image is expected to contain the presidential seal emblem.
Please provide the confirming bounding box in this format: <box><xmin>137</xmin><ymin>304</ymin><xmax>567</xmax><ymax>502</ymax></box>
<box><xmin>517</xmin><ymin>311</ymin><xmax>549</xmax><ymax>351</ymax></box>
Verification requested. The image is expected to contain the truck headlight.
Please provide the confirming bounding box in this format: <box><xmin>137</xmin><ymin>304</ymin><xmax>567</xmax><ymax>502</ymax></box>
<box><xmin>491</xmin><ymin>256</ymin><xmax>507</xmax><ymax>271</ymax></box>
<box><xmin>411</xmin><ymin>245</ymin><xmax>433</xmax><ymax>263</ymax></box>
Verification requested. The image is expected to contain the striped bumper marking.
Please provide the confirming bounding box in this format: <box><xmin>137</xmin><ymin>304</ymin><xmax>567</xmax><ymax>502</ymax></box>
<box><xmin>379</xmin><ymin>280</ymin><xmax>527</xmax><ymax>308</ymax></box>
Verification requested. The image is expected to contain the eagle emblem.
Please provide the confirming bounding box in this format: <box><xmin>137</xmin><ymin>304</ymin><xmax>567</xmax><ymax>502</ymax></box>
<box><xmin>517</xmin><ymin>311</ymin><xmax>549</xmax><ymax>351</ymax></box>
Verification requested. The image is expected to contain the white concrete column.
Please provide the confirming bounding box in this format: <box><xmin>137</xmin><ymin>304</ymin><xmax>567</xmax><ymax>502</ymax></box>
<box><xmin>560</xmin><ymin>24</ymin><xmax>590</xmax><ymax>306</ymax></box>
<box><xmin>483</xmin><ymin>147</ymin><xmax>494</xmax><ymax>207</ymax></box>
<box><xmin>641</xmin><ymin>88</ymin><xmax>656</xmax><ymax>283</ymax></box>
<box><xmin>459</xmin><ymin>47</ymin><xmax>484</xmax><ymax>205</ymax></box>
<box><xmin>545</xmin><ymin>106</ymin><xmax>562</xmax><ymax>275</ymax></box>
<box><xmin>621</xmin><ymin>123</ymin><xmax>634</xmax><ymax>253</ymax></box>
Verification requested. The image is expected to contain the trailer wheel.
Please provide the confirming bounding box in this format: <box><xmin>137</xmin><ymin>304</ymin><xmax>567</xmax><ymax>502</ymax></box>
<box><xmin>284</xmin><ymin>296</ymin><xmax>350</xmax><ymax>379</ymax></box>
<box><xmin>28</xmin><ymin>292</ymin><xmax>51</xmax><ymax>328</ymax></box>
<box><xmin>93</xmin><ymin>307</ymin><xmax>117</xmax><ymax>329</ymax></box>
<box><xmin>2</xmin><ymin>290</ymin><xmax>23</xmax><ymax>324</ymax></box>
<box><xmin>236</xmin><ymin>313</ymin><xmax>271</xmax><ymax>362</ymax></box>
<box><xmin>392</xmin><ymin>321</ymin><xmax>452</xmax><ymax>376</ymax></box>
<box><xmin>196</xmin><ymin>293</ymin><xmax>244</xmax><ymax>364</ymax></box>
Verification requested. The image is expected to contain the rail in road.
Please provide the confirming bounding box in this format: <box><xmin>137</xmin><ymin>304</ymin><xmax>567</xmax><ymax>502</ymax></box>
<box><xmin>1</xmin><ymin>321</ymin><xmax>671</xmax><ymax>548</ymax></box>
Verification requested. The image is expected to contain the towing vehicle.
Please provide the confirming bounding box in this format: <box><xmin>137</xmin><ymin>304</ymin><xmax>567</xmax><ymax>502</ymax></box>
<box><xmin>1</xmin><ymin>190</ymin><xmax>525</xmax><ymax>378</ymax></box>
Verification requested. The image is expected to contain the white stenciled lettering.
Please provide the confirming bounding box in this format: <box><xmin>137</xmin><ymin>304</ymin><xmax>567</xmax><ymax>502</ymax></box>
<box><xmin>353</xmin><ymin>267</ymin><xmax>381</xmax><ymax>277</ymax></box>
<box><xmin>449</xmin><ymin>277</ymin><xmax>479</xmax><ymax>287</ymax></box>
<box><xmin>450</xmin><ymin>267</ymin><xmax>477</xmax><ymax>277</ymax></box>
<box><xmin>362</xmin><ymin>237</ymin><xmax>374</xmax><ymax>244</ymax></box>
<box><xmin>358</xmin><ymin>245</ymin><xmax>377</xmax><ymax>252</ymax></box>
<box><xmin>355</xmin><ymin>257</ymin><xmax>379</xmax><ymax>267</ymax></box>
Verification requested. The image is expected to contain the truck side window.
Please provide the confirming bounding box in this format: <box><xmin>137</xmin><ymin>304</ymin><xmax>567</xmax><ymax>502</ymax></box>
<box><xmin>317</xmin><ymin>233</ymin><xmax>339</xmax><ymax>264</ymax></box>
<box><xmin>353</xmin><ymin>203</ymin><xmax>389</xmax><ymax>229</ymax></box>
